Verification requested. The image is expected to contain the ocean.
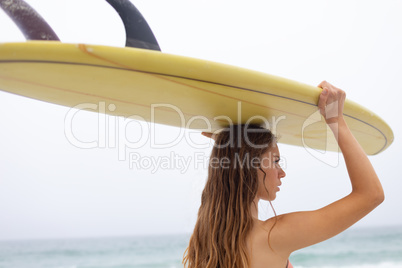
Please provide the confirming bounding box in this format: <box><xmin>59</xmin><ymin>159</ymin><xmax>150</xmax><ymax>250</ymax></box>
<box><xmin>0</xmin><ymin>225</ymin><xmax>401</xmax><ymax>268</ymax></box>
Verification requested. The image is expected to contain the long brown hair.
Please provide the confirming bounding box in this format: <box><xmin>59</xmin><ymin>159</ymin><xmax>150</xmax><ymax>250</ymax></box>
<box><xmin>183</xmin><ymin>124</ymin><xmax>275</xmax><ymax>268</ymax></box>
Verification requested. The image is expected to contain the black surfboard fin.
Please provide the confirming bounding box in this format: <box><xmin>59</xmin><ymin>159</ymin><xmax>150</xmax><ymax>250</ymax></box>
<box><xmin>0</xmin><ymin>0</ymin><xmax>60</xmax><ymax>41</ymax></box>
<box><xmin>105</xmin><ymin>0</ymin><xmax>161</xmax><ymax>51</ymax></box>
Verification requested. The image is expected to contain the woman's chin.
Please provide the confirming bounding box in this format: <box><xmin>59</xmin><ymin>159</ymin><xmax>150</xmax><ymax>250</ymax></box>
<box><xmin>265</xmin><ymin>195</ymin><xmax>276</xmax><ymax>202</ymax></box>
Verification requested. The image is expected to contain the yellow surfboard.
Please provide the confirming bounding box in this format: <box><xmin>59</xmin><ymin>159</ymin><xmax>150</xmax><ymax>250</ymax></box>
<box><xmin>0</xmin><ymin>41</ymin><xmax>393</xmax><ymax>155</ymax></box>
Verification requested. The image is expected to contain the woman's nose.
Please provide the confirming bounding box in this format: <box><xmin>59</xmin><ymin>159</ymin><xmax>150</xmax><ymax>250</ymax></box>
<box><xmin>279</xmin><ymin>168</ymin><xmax>286</xmax><ymax>178</ymax></box>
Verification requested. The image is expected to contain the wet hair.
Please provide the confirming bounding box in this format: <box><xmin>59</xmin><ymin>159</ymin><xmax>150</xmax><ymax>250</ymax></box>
<box><xmin>183</xmin><ymin>124</ymin><xmax>276</xmax><ymax>268</ymax></box>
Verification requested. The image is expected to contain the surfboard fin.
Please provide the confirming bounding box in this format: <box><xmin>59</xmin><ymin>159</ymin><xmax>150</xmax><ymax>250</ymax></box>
<box><xmin>105</xmin><ymin>0</ymin><xmax>161</xmax><ymax>51</ymax></box>
<box><xmin>0</xmin><ymin>0</ymin><xmax>60</xmax><ymax>41</ymax></box>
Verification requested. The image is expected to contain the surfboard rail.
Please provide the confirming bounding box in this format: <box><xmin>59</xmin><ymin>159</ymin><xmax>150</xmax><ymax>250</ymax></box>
<box><xmin>0</xmin><ymin>41</ymin><xmax>394</xmax><ymax>155</ymax></box>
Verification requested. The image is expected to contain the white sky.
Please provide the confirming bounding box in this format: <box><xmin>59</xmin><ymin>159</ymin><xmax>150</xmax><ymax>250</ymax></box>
<box><xmin>0</xmin><ymin>0</ymin><xmax>401</xmax><ymax>241</ymax></box>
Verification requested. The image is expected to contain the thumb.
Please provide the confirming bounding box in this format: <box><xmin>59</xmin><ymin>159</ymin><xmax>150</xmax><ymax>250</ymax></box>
<box><xmin>201</xmin><ymin>132</ymin><xmax>217</xmax><ymax>141</ymax></box>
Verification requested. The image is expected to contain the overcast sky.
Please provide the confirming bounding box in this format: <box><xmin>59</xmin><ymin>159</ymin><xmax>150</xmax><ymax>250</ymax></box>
<box><xmin>0</xmin><ymin>0</ymin><xmax>401</xmax><ymax>241</ymax></box>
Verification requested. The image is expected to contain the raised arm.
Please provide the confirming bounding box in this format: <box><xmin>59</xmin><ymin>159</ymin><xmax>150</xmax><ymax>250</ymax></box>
<box><xmin>271</xmin><ymin>81</ymin><xmax>384</xmax><ymax>254</ymax></box>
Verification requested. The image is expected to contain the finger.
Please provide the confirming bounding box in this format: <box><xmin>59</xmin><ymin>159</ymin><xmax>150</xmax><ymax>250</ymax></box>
<box><xmin>318</xmin><ymin>87</ymin><xmax>329</xmax><ymax>115</ymax></box>
<box><xmin>201</xmin><ymin>132</ymin><xmax>212</xmax><ymax>138</ymax></box>
<box><xmin>317</xmin><ymin>80</ymin><xmax>328</xmax><ymax>89</ymax></box>
<box><xmin>201</xmin><ymin>132</ymin><xmax>216</xmax><ymax>140</ymax></box>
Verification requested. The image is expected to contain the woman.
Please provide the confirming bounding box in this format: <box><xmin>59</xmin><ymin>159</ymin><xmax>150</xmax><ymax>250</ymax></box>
<box><xmin>183</xmin><ymin>81</ymin><xmax>384</xmax><ymax>268</ymax></box>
